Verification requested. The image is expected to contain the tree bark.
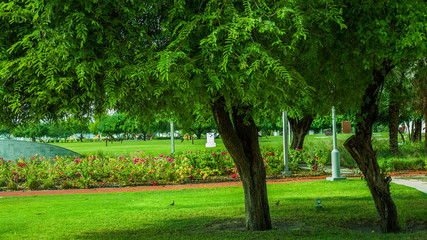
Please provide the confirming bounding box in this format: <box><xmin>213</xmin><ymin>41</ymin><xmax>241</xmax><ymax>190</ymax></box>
<box><xmin>388</xmin><ymin>78</ymin><xmax>402</xmax><ymax>155</ymax></box>
<box><xmin>344</xmin><ymin>63</ymin><xmax>400</xmax><ymax>233</ymax></box>
<box><xmin>410</xmin><ymin>119</ymin><xmax>422</xmax><ymax>142</ymax></box>
<box><xmin>424</xmin><ymin>113</ymin><xmax>427</xmax><ymax>149</ymax></box>
<box><xmin>288</xmin><ymin>115</ymin><xmax>314</xmax><ymax>150</ymax></box>
<box><xmin>211</xmin><ymin>97</ymin><xmax>272</xmax><ymax>231</ymax></box>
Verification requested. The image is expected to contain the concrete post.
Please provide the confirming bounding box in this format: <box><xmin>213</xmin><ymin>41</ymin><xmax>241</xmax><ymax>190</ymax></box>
<box><xmin>327</xmin><ymin>106</ymin><xmax>346</xmax><ymax>181</ymax></box>
<box><xmin>282</xmin><ymin>111</ymin><xmax>291</xmax><ymax>175</ymax></box>
<box><xmin>170</xmin><ymin>121</ymin><xmax>175</xmax><ymax>154</ymax></box>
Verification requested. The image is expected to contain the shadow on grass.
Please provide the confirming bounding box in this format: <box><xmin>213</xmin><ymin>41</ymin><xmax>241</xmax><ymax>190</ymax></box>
<box><xmin>74</xmin><ymin>216</ymin><xmax>427</xmax><ymax>240</ymax></box>
<box><xmin>74</xmin><ymin>193</ymin><xmax>427</xmax><ymax>240</ymax></box>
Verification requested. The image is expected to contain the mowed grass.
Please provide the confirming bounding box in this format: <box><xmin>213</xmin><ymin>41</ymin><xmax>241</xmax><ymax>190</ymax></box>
<box><xmin>49</xmin><ymin>138</ymin><xmax>227</xmax><ymax>156</ymax></box>
<box><xmin>50</xmin><ymin>134</ymin><xmax>372</xmax><ymax>156</ymax></box>
<box><xmin>1</xmin><ymin>179</ymin><xmax>426</xmax><ymax>240</ymax></box>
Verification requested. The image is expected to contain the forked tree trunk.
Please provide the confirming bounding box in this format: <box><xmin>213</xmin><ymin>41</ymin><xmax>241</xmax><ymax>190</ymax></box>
<box><xmin>288</xmin><ymin>115</ymin><xmax>314</xmax><ymax>150</ymax></box>
<box><xmin>211</xmin><ymin>97</ymin><xmax>271</xmax><ymax>231</ymax></box>
<box><xmin>344</xmin><ymin>63</ymin><xmax>400</xmax><ymax>233</ymax></box>
<box><xmin>388</xmin><ymin>80</ymin><xmax>402</xmax><ymax>155</ymax></box>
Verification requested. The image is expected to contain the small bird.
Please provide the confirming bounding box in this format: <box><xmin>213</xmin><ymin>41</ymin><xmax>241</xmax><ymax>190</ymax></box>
<box><xmin>275</xmin><ymin>200</ymin><xmax>280</xmax><ymax>206</ymax></box>
<box><xmin>170</xmin><ymin>200</ymin><xmax>174</xmax><ymax>206</ymax></box>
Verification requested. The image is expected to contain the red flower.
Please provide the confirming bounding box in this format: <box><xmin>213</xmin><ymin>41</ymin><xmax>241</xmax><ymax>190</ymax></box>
<box><xmin>313</xmin><ymin>164</ymin><xmax>318</xmax><ymax>171</ymax></box>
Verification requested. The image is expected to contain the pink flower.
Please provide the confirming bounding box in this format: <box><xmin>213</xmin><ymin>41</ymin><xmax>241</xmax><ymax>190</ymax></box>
<box><xmin>212</xmin><ymin>153</ymin><xmax>217</xmax><ymax>156</ymax></box>
<box><xmin>264</xmin><ymin>166</ymin><xmax>268</xmax><ymax>169</ymax></box>
<box><xmin>150</xmin><ymin>181</ymin><xmax>157</xmax><ymax>186</ymax></box>
<box><xmin>231</xmin><ymin>173</ymin><xmax>237</xmax><ymax>179</ymax></box>
<box><xmin>159</xmin><ymin>154</ymin><xmax>164</xmax><ymax>157</ymax></box>
<box><xmin>221</xmin><ymin>152</ymin><xmax>227</xmax><ymax>155</ymax></box>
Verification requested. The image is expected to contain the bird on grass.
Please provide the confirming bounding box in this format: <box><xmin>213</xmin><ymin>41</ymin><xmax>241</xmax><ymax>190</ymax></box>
<box><xmin>170</xmin><ymin>200</ymin><xmax>174</xmax><ymax>206</ymax></box>
<box><xmin>274</xmin><ymin>200</ymin><xmax>280</xmax><ymax>206</ymax></box>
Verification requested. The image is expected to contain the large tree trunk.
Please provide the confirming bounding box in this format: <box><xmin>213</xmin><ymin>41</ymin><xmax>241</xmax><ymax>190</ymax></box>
<box><xmin>211</xmin><ymin>97</ymin><xmax>271</xmax><ymax>231</ymax></box>
<box><xmin>344</xmin><ymin>63</ymin><xmax>400</xmax><ymax>233</ymax></box>
<box><xmin>288</xmin><ymin>115</ymin><xmax>314</xmax><ymax>150</ymax></box>
<box><xmin>410</xmin><ymin>119</ymin><xmax>422</xmax><ymax>142</ymax></box>
<box><xmin>388</xmin><ymin>77</ymin><xmax>403</xmax><ymax>155</ymax></box>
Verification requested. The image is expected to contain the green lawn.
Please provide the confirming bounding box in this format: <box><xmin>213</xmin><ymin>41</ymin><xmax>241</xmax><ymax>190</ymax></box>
<box><xmin>0</xmin><ymin>179</ymin><xmax>425</xmax><ymax>239</ymax></box>
<box><xmin>50</xmin><ymin>134</ymin><xmax>368</xmax><ymax>156</ymax></box>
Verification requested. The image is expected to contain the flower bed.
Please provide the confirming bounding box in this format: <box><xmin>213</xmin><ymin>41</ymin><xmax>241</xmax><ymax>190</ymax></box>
<box><xmin>0</xmin><ymin>148</ymin><xmax>328</xmax><ymax>191</ymax></box>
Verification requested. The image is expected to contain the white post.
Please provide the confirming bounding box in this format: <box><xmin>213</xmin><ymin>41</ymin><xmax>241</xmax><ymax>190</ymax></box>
<box><xmin>327</xmin><ymin>106</ymin><xmax>346</xmax><ymax>181</ymax></box>
<box><xmin>170</xmin><ymin>121</ymin><xmax>175</xmax><ymax>154</ymax></box>
<box><xmin>282</xmin><ymin>111</ymin><xmax>291</xmax><ymax>175</ymax></box>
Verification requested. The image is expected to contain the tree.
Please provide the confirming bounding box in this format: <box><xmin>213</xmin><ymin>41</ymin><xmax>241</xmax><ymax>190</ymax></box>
<box><xmin>64</xmin><ymin>117</ymin><xmax>90</xmax><ymax>142</ymax></box>
<box><xmin>0</xmin><ymin>126</ymin><xmax>12</xmax><ymax>139</ymax></box>
<box><xmin>12</xmin><ymin>122</ymin><xmax>49</xmax><ymax>142</ymax></box>
<box><xmin>0</xmin><ymin>0</ymin><xmax>348</xmax><ymax>231</ymax></box>
<box><xmin>407</xmin><ymin>59</ymin><xmax>427</xmax><ymax>147</ymax></box>
<box><xmin>47</xmin><ymin>122</ymin><xmax>73</xmax><ymax>142</ymax></box>
<box><xmin>179</xmin><ymin>105</ymin><xmax>217</xmax><ymax>140</ymax></box>
<box><xmin>95</xmin><ymin>113</ymin><xmax>126</xmax><ymax>141</ymax></box>
<box><xmin>330</xmin><ymin>0</ymin><xmax>427</xmax><ymax>233</ymax></box>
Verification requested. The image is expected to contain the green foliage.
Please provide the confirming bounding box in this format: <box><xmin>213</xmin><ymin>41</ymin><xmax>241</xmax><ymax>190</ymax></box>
<box><xmin>26</xmin><ymin>177</ymin><xmax>40</xmax><ymax>190</ymax></box>
<box><xmin>61</xmin><ymin>180</ymin><xmax>74</xmax><ymax>190</ymax></box>
<box><xmin>0</xmin><ymin>177</ymin><xmax>6</xmax><ymax>187</ymax></box>
<box><xmin>12</xmin><ymin>122</ymin><xmax>49</xmax><ymax>141</ymax></box>
<box><xmin>43</xmin><ymin>177</ymin><xmax>56</xmax><ymax>189</ymax></box>
<box><xmin>7</xmin><ymin>179</ymin><xmax>17</xmax><ymax>191</ymax></box>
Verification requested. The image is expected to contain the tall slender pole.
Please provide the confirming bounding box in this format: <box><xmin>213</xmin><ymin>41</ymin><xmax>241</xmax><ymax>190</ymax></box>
<box><xmin>288</xmin><ymin>122</ymin><xmax>291</xmax><ymax>145</ymax></box>
<box><xmin>327</xmin><ymin>106</ymin><xmax>346</xmax><ymax>181</ymax></box>
<box><xmin>170</xmin><ymin>121</ymin><xmax>175</xmax><ymax>154</ymax></box>
<box><xmin>282</xmin><ymin>111</ymin><xmax>291</xmax><ymax>175</ymax></box>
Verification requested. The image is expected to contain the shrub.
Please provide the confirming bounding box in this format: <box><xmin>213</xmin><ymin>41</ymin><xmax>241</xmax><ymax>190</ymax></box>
<box><xmin>0</xmin><ymin>177</ymin><xmax>6</xmax><ymax>187</ymax></box>
<box><xmin>61</xmin><ymin>180</ymin><xmax>74</xmax><ymax>189</ymax></box>
<box><xmin>7</xmin><ymin>180</ymin><xmax>18</xmax><ymax>191</ymax></box>
<box><xmin>43</xmin><ymin>178</ymin><xmax>56</xmax><ymax>189</ymax></box>
<box><xmin>27</xmin><ymin>178</ymin><xmax>40</xmax><ymax>190</ymax></box>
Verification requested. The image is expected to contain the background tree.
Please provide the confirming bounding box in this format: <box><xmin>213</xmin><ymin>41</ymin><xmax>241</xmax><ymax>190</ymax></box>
<box><xmin>95</xmin><ymin>113</ymin><xmax>126</xmax><ymax>142</ymax></box>
<box><xmin>47</xmin><ymin>122</ymin><xmax>73</xmax><ymax>142</ymax></box>
<box><xmin>12</xmin><ymin>122</ymin><xmax>49</xmax><ymax>142</ymax></box>
<box><xmin>63</xmin><ymin>117</ymin><xmax>90</xmax><ymax>142</ymax></box>
<box><xmin>0</xmin><ymin>126</ymin><xmax>12</xmax><ymax>139</ymax></box>
<box><xmin>407</xmin><ymin>59</ymin><xmax>427</xmax><ymax>147</ymax></box>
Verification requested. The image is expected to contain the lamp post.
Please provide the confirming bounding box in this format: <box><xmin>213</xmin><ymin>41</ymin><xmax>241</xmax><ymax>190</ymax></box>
<box><xmin>327</xmin><ymin>106</ymin><xmax>346</xmax><ymax>181</ymax></box>
<box><xmin>170</xmin><ymin>121</ymin><xmax>175</xmax><ymax>154</ymax></box>
<box><xmin>282</xmin><ymin>111</ymin><xmax>291</xmax><ymax>175</ymax></box>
